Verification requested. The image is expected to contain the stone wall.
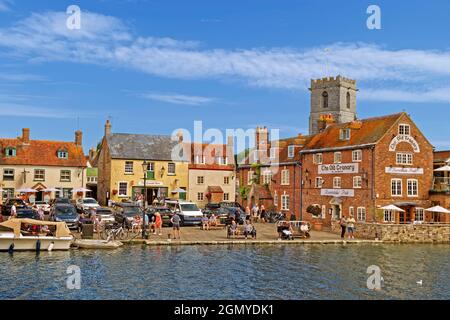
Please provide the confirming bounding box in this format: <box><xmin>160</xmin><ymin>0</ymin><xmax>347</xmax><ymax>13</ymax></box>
<box><xmin>331</xmin><ymin>221</ymin><xmax>450</xmax><ymax>243</ymax></box>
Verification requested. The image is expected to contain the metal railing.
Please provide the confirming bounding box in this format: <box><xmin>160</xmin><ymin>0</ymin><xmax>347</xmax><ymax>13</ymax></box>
<box><xmin>432</xmin><ymin>177</ymin><xmax>450</xmax><ymax>192</ymax></box>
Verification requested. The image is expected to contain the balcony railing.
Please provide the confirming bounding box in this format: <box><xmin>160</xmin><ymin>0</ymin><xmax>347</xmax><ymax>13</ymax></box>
<box><xmin>432</xmin><ymin>177</ymin><xmax>450</xmax><ymax>192</ymax></box>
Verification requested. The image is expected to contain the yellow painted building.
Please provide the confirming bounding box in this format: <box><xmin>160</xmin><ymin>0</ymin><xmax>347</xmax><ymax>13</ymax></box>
<box><xmin>97</xmin><ymin>120</ymin><xmax>189</xmax><ymax>205</ymax></box>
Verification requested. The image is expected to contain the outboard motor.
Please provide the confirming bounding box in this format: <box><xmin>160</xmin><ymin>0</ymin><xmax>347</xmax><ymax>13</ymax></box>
<box><xmin>48</xmin><ymin>242</ymin><xmax>54</xmax><ymax>252</ymax></box>
<box><xmin>36</xmin><ymin>239</ymin><xmax>41</xmax><ymax>254</ymax></box>
<box><xmin>8</xmin><ymin>243</ymin><xmax>14</xmax><ymax>254</ymax></box>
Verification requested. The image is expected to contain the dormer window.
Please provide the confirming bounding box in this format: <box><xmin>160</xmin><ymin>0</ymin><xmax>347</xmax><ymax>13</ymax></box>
<box><xmin>5</xmin><ymin>147</ymin><xmax>16</xmax><ymax>157</ymax></box>
<box><xmin>399</xmin><ymin>124</ymin><xmax>410</xmax><ymax>136</ymax></box>
<box><xmin>57</xmin><ymin>150</ymin><xmax>68</xmax><ymax>159</ymax></box>
<box><xmin>288</xmin><ymin>145</ymin><xmax>295</xmax><ymax>158</ymax></box>
<box><xmin>340</xmin><ymin>129</ymin><xmax>351</xmax><ymax>141</ymax></box>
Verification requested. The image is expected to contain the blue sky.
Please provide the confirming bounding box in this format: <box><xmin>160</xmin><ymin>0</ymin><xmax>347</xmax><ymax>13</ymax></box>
<box><xmin>0</xmin><ymin>0</ymin><xmax>449</xmax><ymax>151</ymax></box>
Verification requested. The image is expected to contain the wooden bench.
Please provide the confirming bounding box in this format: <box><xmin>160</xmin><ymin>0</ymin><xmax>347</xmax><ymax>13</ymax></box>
<box><xmin>226</xmin><ymin>225</ymin><xmax>256</xmax><ymax>239</ymax></box>
<box><xmin>199</xmin><ymin>222</ymin><xmax>226</xmax><ymax>230</ymax></box>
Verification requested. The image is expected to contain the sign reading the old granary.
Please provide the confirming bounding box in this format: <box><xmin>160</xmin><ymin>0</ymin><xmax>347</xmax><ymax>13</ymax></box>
<box><xmin>318</xmin><ymin>163</ymin><xmax>359</xmax><ymax>174</ymax></box>
<box><xmin>389</xmin><ymin>135</ymin><xmax>420</xmax><ymax>153</ymax></box>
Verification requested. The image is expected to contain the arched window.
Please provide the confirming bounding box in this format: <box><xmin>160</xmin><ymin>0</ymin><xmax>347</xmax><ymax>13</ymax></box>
<box><xmin>346</xmin><ymin>91</ymin><xmax>351</xmax><ymax>109</ymax></box>
<box><xmin>322</xmin><ymin>91</ymin><xmax>328</xmax><ymax>108</ymax></box>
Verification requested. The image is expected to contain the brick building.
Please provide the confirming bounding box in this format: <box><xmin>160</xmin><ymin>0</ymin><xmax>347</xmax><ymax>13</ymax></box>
<box><xmin>300</xmin><ymin>112</ymin><xmax>434</xmax><ymax>225</ymax></box>
<box><xmin>429</xmin><ymin>150</ymin><xmax>450</xmax><ymax>221</ymax></box>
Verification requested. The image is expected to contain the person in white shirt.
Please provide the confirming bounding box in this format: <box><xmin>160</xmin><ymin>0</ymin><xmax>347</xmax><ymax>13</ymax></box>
<box><xmin>252</xmin><ymin>204</ymin><xmax>259</xmax><ymax>223</ymax></box>
<box><xmin>10</xmin><ymin>204</ymin><xmax>17</xmax><ymax>219</ymax></box>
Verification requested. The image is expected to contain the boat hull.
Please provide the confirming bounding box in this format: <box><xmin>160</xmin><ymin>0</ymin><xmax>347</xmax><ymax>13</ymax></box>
<box><xmin>0</xmin><ymin>234</ymin><xmax>72</xmax><ymax>251</ymax></box>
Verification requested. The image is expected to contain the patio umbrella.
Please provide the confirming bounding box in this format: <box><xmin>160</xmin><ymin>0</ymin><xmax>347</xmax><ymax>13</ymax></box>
<box><xmin>16</xmin><ymin>188</ymin><xmax>37</xmax><ymax>193</ymax></box>
<box><xmin>43</xmin><ymin>187</ymin><xmax>59</xmax><ymax>192</ymax></box>
<box><xmin>73</xmin><ymin>187</ymin><xmax>91</xmax><ymax>193</ymax></box>
<box><xmin>434</xmin><ymin>165</ymin><xmax>450</xmax><ymax>172</ymax></box>
<box><xmin>381</xmin><ymin>204</ymin><xmax>405</xmax><ymax>212</ymax></box>
<box><xmin>425</xmin><ymin>206</ymin><xmax>450</xmax><ymax>214</ymax></box>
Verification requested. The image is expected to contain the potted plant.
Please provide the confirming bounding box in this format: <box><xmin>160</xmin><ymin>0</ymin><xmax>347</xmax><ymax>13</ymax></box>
<box><xmin>112</xmin><ymin>189</ymin><xmax>118</xmax><ymax>196</ymax></box>
<box><xmin>307</xmin><ymin>205</ymin><xmax>324</xmax><ymax>231</ymax></box>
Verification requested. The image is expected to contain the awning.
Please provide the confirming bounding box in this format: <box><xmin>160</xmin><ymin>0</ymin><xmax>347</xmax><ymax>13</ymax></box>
<box><xmin>207</xmin><ymin>186</ymin><xmax>224</xmax><ymax>193</ymax></box>
<box><xmin>17</xmin><ymin>188</ymin><xmax>37</xmax><ymax>193</ymax></box>
<box><xmin>381</xmin><ymin>204</ymin><xmax>405</xmax><ymax>212</ymax></box>
<box><xmin>393</xmin><ymin>202</ymin><xmax>418</xmax><ymax>207</ymax></box>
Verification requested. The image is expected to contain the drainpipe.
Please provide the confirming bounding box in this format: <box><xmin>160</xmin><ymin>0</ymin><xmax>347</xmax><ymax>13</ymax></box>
<box><xmin>299</xmin><ymin>158</ymin><xmax>303</xmax><ymax>221</ymax></box>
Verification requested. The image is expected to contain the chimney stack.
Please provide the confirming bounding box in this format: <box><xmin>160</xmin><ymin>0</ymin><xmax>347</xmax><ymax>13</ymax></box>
<box><xmin>105</xmin><ymin>119</ymin><xmax>111</xmax><ymax>136</ymax></box>
<box><xmin>22</xmin><ymin>128</ymin><xmax>30</xmax><ymax>144</ymax></box>
<box><xmin>75</xmin><ymin>130</ymin><xmax>83</xmax><ymax>146</ymax></box>
<box><xmin>89</xmin><ymin>147</ymin><xmax>97</xmax><ymax>160</ymax></box>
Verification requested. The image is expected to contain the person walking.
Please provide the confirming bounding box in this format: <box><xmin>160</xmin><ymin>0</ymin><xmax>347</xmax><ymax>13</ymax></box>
<box><xmin>10</xmin><ymin>203</ymin><xmax>17</xmax><ymax>220</ymax></box>
<box><xmin>346</xmin><ymin>214</ymin><xmax>356</xmax><ymax>239</ymax></box>
<box><xmin>171</xmin><ymin>212</ymin><xmax>181</xmax><ymax>239</ymax></box>
<box><xmin>154</xmin><ymin>212</ymin><xmax>163</xmax><ymax>236</ymax></box>
<box><xmin>260</xmin><ymin>203</ymin><xmax>266</xmax><ymax>223</ymax></box>
<box><xmin>339</xmin><ymin>216</ymin><xmax>347</xmax><ymax>239</ymax></box>
<box><xmin>245</xmin><ymin>206</ymin><xmax>251</xmax><ymax>221</ymax></box>
<box><xmin>37</xmin><ymin>206</ymin><xmax>45</xmax><ymax>221</ymax></box>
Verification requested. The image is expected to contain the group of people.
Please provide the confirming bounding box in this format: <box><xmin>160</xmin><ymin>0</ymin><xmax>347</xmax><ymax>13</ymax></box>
<box><xmin>228</xmin><ymin>219</ymin><xmax>257</xmax><ymax>239</ymax></box>
<box><xmin>200</xmin><ymin>213</ymin><xmax>220</xmax><ymax>230</ymax></box>
<box><xmin>245</xmin><ymin>203</ymin><xmax>267</xmax><ymax>223</ymax></box>
<box><xmin>338</xmin><ymin>214</ymin><xmax>356</xmax><ymax>239</ymax></box>
<box><xmin>132</xmin><ymin>211</ymin><xmax>182</xmax><ymax>239</ymax></box>
<box><xmin>278</xmin><ymin>221</ymin><xmax>310</xmax><ymax>240</ymax></box>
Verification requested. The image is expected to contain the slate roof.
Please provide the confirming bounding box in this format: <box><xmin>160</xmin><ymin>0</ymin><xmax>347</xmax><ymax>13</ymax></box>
<box><xmin>106</xmin><ymin>133</ymin><xmax>181</xmax><ymax>161</ymax></box>
<box><xmin>0</xmin><ymin>138</ymin><xmax>86</xmax><ymax>167</ymax></box>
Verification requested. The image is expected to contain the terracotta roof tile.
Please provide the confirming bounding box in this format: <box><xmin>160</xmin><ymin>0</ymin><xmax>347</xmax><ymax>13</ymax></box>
<box><xmin>0</xmin><ymin>138</ymin><xmax>86</xmax><ymax>167</ymax></box>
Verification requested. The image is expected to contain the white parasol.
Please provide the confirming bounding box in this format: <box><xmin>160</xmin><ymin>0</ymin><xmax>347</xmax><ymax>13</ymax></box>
<box><xmin>381</xmin><ymin>204</ymin><xmax>405</xmax><ymax>212</ymax></box>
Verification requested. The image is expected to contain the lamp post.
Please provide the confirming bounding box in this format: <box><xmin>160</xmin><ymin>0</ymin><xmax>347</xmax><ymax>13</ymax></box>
<box><xmin>141</xmin><ymin>160</ymin><xmax>148</xmax><ymax>239</ymax></box>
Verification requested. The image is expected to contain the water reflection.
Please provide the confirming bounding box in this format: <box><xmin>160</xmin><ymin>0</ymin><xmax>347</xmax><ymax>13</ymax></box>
<box><xmin>1</xmin><ymin>245</ymin><xmax>449</xmax><ymax>300</ymax></box>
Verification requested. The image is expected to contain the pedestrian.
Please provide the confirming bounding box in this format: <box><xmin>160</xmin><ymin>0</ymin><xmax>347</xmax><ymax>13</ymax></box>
<box><xmin>339</xmin><ymin>215</ymin><xmax>347</xmax><ymax>239</ymax></box>
<box><xmin>260</xmin><ymin>203</ymin><xmax>266</xmax><ymax>223</ymax></box>
<box><xmin>171</xmin><ymin>211</ymin><xmax>181</xmax><ymax>239</ymax></box>
<box><xmin>346</xmin><ymin>214</ymin><xmax>356</xmax><ymax>239</ymax></box>
<box><xmin>10</xmin><ymin>203</ymin><xmax>17</xmax><ymax>220</ymax></box>
<box><xmin>245</xmin><ymin>206</ymin><xmax>251</xmax><ymax>221</ymax></box>
<box><xmin>252</xmin><ymin>204</ymin><xmax>259</xmax><ymax>223</ymax></box>
<box><xmin>154</xmin><ymin>212</ymin><xmax>163</xmax><ymax>236</ymax></box>
<box><xmin>37</xmin><ymin>206</ymin><xmax>45</xmax><ymax>220</ymax></box>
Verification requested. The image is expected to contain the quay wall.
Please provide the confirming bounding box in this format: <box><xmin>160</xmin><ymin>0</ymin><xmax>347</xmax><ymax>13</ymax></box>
<box><xmin>331</xmin><ymin>222</ymin><xmax>450</xmax><ymax>243</ymax></box>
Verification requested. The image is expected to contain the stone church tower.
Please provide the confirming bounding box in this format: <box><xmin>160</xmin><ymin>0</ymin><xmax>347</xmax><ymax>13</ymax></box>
<box><xmin>309</xmin><ymin>76</ymin><xmax>358</xmax><ymax>135</ymax></box>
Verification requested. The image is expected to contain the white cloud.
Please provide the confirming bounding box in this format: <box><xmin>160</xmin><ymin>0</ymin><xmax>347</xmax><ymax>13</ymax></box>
<box><xmin>140</xmin><ymin>92</ymin><xmax>215</xmax><ymax>105</ymax></box>
<box><xmin>1</xmin><ymin>11</ymin><xmax>450</xmax><ymax>103</ymax></box>
<box><xmin>360</xmin><ymin>87</ymin><xmax>450</xmax><ymax>103</ymax></box>
<box><xmin>0</xmin><ymin>0</ymin><xmax>12</xmax><ymax>12</ymax></box>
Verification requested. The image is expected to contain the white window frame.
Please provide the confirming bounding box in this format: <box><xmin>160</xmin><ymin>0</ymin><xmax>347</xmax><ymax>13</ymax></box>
<box><xmin>353</xmin><ymin>176</ymin><xmax>362</xmax><ymax>189</ymax></box>
<box><xmin>288</xmin><ymin>145</ymin><xmax>295</xmax><ymax>158</ymax></box>
<box><xmin>124</xmin><ymin>161</ymin><xmax>134</xmax><ymax>174</ymax></box>
<box><xmin>349</xmin><ymin>206</ymin><xmax>355</xmax><ymax>217</ymax></box>
<box><xmin>352</xmin><ymin>150</ymin><xmax>362</xmax><ymax>162</ymax></box>
<box><xmin>391</xmin><ymin>179</ymin><xmax>402</xmax><ymax>197</ymax></box>
<box><xmin>399</xmin><ymin>124</ymin><xmax>411</xmax><ymax>136</ymax></box>
<box><xmin>321</xmin><ymin>205</ymin><xmax>326</xmax><ymax>219</ymax></box>
<box><xmin>313</xmin><ymin>153</ymin><xmax>323</xmax><ymax>164</ymax></box>
<box><xmin>415</xmin><ymin>208</ymin><xmax>424</xmax><ymax>222</ymax></box>
<box><xmin>407</xmin><ymin>179</ymin><xmax>418</xmax><ymax>197</ymax></box>
<box><xmin>281</xmin><ymin>169</ymin><xmax>290</xmax><ymax>185</ymax></box>
<box><xmin>274</xmin><ymin>193</ymin><xmax>278</xmax><ymax>207</ymax></box>
<box><xmin>197</xmin><ymin>192</ymin><xmax>204</xmax><ymax>201</ymax></box>
<box><xmin>262</xmin><ymin>170</ymin><xmax>272</xmax><ymax>185</ymax></box>
<box><xmin>167</xmin><ymin>162</ymin><xmax>176</xmax><ymax>175</ymax></box>
<box><xmin>223</xmin><ymin>193</ymin><xmax>229</xmax><ymax>201</ymax></box>
<box><xmin>34</xmin><ymin>169</ymin><xmax>45</xmax><ymax>181</ymax></box>
<box><xmin>396</xmin><ymin>153</ymin><xmax>413</xmax><ymax>165</ymax></box>
<box><xmin>281</xmin><ymin>194</ymin><xmax>290</xmax><ymax>211</ymax></box>
<box><xmin>333</xmin><ymin>177</ymin><xmax>341</xmax><ymax>189</ymax></box>
<box><xmin>60</xmin><ymin>170</ymin><xmax>71</xmax><ymax>182</ymax></box>
<box><xmin>334</xmin><ymin>152</ymin><xmax>342</xmax><ymax>164</ymax></box>
<box><xmin>357</xmin><ymin>207</ymin><xmax>366</xmax><ymax>221</ymax></box>
<box><xmin>384</xmin><ymin>210</ymin><xmax>395</xmax><ymax>223</ymax></box>
<box><xmin>315</xmin><ymin>177</ymin><xmax>323</xmax><ymax>188</ymax></box>
<box><xmin>197</xmin><ymin>176</ymin><xmax>204</xmax><ymax>184</ymax></box>
<box><xmin>340</xmin><ymin>129</ymin><xmax>351</xmax><ymax>140</ymax></box>
<box><xmin>118</xmin><ymin>181</ymin><xmax>128</xmax><ymax>197</ymax></box>
<box><xmin>57</xmin><ymin>150</ymin><xmax>68</xmax><ymax>159</ymax></box>
<box><xmin>3</xmin><ymin>168</ymin><xmax>14</xmax><ymax>180</ymax></box>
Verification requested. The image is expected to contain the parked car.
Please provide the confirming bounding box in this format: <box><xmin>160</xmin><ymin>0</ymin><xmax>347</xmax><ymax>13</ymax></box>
<box><xmin>1</xmin><ymin>198</ymin><xmax>28</xmax><ymax>216</ymax></box>
<box><xmin>33</xmin><ymin>200</ymin><xmax>51</xmax><ymax>214</ymax></box>
<box><xmin>113</xmin><ymin>203</ymin><xmax>141</xmax><ymax>227</ymax></box>
<box><xmin>219</xmin><ymin>201</ymin><xmax>245</xmax><ymax>211</ymax></box>
<box><xmin>50</xmin><ymin>204</ymin><xmax>79</xmax><ymax>229</ymax></box>
<box><xmin>165</xmin><ymin>200</ymin><xmax>203</xmax><ymax>226</ymax></box>
<box><xmin>17</xmin><ymin>207</ymin><xmax>40</xmax><ymax>219</ymax></box>
<box><xmin>95</xmin><ymin>207</ymin><xmax>115</xmax><ymax>225</ymax></box>
<box><xmin>146</xmin><ymin>206</ymin><xmax>174</xmax><ymax>226</ymax></box>
<box><xmin>203</xmin><ymin>203</ymin><xmax>245</xmax><ymax>225</ymax></box>
<box><xmin>52</xmin><ymin>198</ymin><xmax>71</xmax><ymax>206</ymax></box>
<box><xmin>76</xmin><ymin>197</ymin><xmax>100</xmax><ymax>213</ymax></box>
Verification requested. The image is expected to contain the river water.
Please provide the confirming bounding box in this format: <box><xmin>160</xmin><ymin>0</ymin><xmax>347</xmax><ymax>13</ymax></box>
<box><xmin>1</xmin><ymin>244</ymin><xmax>449</xmax><ymax>300</ymax></box>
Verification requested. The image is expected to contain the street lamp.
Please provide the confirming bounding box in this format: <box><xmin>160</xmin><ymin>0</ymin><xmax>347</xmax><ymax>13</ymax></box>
<box><xmin>141</xmin><ymin>160</ymin><xmax>149</xmax><ymax>239</ymax></box>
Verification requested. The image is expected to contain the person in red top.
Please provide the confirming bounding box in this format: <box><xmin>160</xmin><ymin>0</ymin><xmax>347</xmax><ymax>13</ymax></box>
<box><xmin>154</xmin><ymin>212</ymin><xmax>163</xmax><ymax>236</ymax></box>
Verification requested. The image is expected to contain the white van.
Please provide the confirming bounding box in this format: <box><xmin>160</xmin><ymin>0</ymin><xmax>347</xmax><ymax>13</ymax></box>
<box><xmin>165</xmin><ymin>200</ymin><xmax>203</xmax><ymax>226</ymax></box>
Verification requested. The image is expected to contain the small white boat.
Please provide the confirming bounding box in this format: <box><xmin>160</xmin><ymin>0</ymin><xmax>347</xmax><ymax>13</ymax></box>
<box><xmin>0</xmin><ymin>218</ymin><xmax>73</xmax><ymax>251</ymax></box>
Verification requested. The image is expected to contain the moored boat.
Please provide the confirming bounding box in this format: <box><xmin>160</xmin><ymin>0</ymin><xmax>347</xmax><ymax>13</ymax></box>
<box><xmin>0</xmin><ymin>218</ymin><xmax>73</xmax><ymax>251</ymax></box>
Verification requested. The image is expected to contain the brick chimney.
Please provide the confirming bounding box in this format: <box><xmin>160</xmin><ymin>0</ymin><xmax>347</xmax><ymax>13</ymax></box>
<box><xmin>75</xmin><ymin>130</ymin><xmax>82</xmax><ymax>146</ymax></box>
<box><xmin>104</xmin><ymin>119</ymin><xmax>111</xmax><ymax>136</ymax></box>
<box><xmin>22</xmin><ymin>128</ymin><xmax>30</xmax><ymax>144</ymax></box>
<box><xmin>255</xmin><ymin>126</ymin><xmax>269</xmax><ymax>150</ymax></box>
